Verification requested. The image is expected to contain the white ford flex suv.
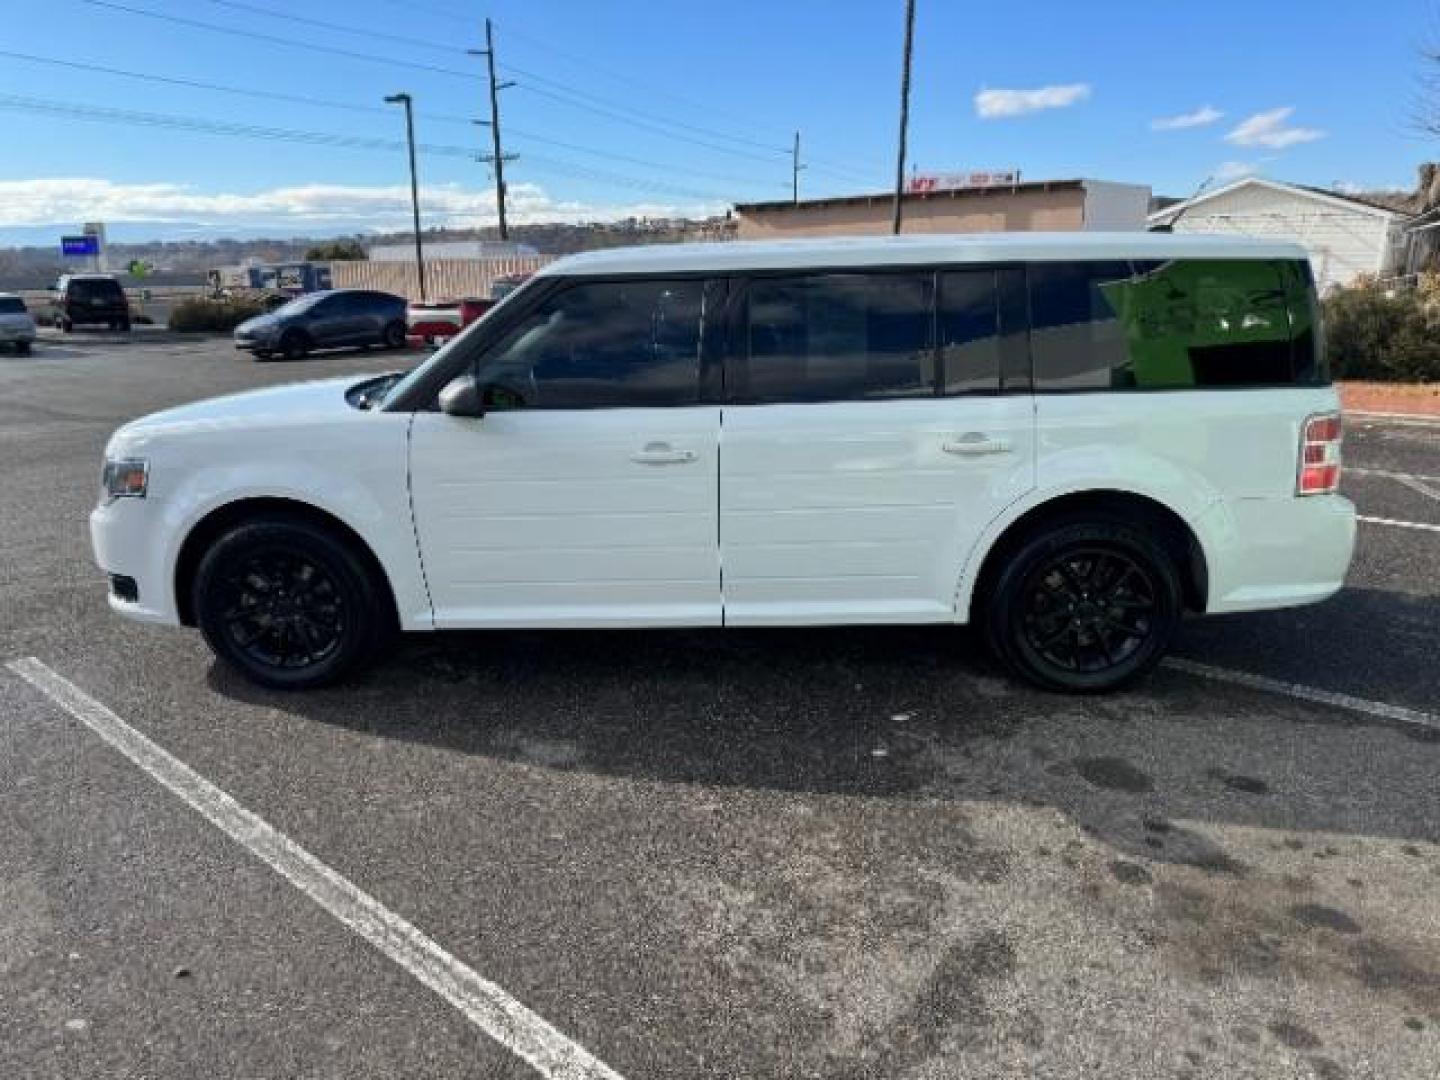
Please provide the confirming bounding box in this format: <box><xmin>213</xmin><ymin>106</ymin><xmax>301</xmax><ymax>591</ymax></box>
<box><xmin>92</xmin><ymin>234</ymin><xmax>1356</xmax><ymax>692</ymax></box>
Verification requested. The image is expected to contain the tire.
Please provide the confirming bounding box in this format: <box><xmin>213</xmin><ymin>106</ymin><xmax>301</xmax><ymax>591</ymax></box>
<box><xmin>193</xmin><ymin>516</ymin><xmax>393</xmax><ymax>690</ymax></box>
<box><xmin>252</xmin><ymin>349</ymin><xmax>274</xmax><ymax>361</ymax></box>
<box><xmin>118</xmin><ymin>317</ymin><xmax>132</xmax><ymax>332</ymax></box>
<box><xmin>279</xmin><ymin>329</ymin><xmax>310</xmax><ymax>361</ymax></box>
<box><xmin>983</xmin><ymin>517</ymin><xmax>1181</xmax><ymax>693</ymax></box>
<box><xmin>382</xmin><ymin>320</ymin><xmax>407</xmax><ymax>349</ymax></box>
<box><xmin>15</xmin><ymin>341</ymin><xmax>31</xmax><ymax>356</ymax></box>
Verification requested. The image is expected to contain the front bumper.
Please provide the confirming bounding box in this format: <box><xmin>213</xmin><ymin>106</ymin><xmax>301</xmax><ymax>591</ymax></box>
<box><xmin>90</xmin><ymin>498</ymin><xmax>179</xmax><ymax>625</ymax></box>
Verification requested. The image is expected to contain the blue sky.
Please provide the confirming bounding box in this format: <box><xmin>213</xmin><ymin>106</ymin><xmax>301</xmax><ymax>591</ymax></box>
<box><xmin>0</xmin><ymin>0</ymin><xmax>1434</xmax><ymax>243</ymax></box>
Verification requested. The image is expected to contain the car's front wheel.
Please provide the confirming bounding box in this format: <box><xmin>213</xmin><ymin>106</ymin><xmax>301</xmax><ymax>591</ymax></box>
<box><xmin>278</xmin><ymin>329</ymin><xmax>310</xmax><ymax>361</ymax></box>
<box><xmin>983</xmin><ymin>518</ymin><xmax>1181</xmax><ymax>693</ymax></box>
<box><xmin>193</xmin><ymin>517</ymin><xmax>392</xmax><ymax>689</ymax></box>
<box><xmin>382</xmin><ymin>320</ymin><xmax>407</xmax><ymax>349</ymax></box>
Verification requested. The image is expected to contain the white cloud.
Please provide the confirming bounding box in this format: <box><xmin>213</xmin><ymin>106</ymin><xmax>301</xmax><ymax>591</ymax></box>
<box><xmin>0</xmin><ymin>177</ymin><xmax>723</xmax><ymax>234</ymax></box>
<box><xmin>1225</xmin><ymin>107</ymin><xmax>1325</xmax><ymax>149</ymax></box>
<box><xmin>1214</xmin><ymin>160</ymin><xmax>1260</xmax><ymax>182</ymax></box>
<box><xmin>1151</xmin><ymin>106</ymin><xmax>1223</xmax><ymax>131</ymax></box>
<box><xmin>974</xmin><ymin>83</ymin><xmax>1091</xmax><ymax>119</ymax></box>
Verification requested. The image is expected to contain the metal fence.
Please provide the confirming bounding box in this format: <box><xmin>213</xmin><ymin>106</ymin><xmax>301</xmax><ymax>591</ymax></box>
<box><xmin>330</xmin><ymin>256</ymin><xmax>554</xmax><ymax>300</ymax></box>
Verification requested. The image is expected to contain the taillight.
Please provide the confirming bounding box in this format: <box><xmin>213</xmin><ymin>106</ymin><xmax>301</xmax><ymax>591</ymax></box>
<box><xmin>1297</xmin><ymin>412</ymin><xmax>1342</xmax><ymax>495</ymax></box>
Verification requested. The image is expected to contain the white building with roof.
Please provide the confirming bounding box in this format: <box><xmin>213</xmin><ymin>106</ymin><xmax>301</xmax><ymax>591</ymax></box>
<box><xmin>1148</xmin><ymin>177</ymin><xmax>1412</xmax><ymax>291</ymax></box>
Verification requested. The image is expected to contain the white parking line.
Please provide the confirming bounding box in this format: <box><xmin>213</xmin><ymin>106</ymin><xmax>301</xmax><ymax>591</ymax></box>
<box><xmin>4</xmin><ymin>657</ymin><xmax>624</xmax><ymax>1080</ymax></box>
<box><xmin>1346</xmin><ymin>410</ymin><xmax>1440</xmax><ymax>427</ymax></box>
<box><xmin>1163</xmin><ymin>657</ymin><xmax>1440</xmax><ymax>733</ymax></box>
<box><xmin>1347</xmin><ymin>466</ymin><xmax>1440</xmax><ymax>486</ymax></box>
<box><xmin>1357</xmin><ymin>515</ymin><xmax>1440</xmax><ymax>534</ymax></box>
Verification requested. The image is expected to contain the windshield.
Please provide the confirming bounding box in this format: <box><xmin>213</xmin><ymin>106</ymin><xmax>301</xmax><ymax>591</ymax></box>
<box><xmin>0</xmin><ymin>296</ymin><xmax>25</xmax><ymax>314</ymax></box>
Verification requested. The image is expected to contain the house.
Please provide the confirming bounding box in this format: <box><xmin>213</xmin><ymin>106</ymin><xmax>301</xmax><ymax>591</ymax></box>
<box><xmin>1147</xmin><ymin>177</ymin><xmax>1414</xmax><ymax>290</ymax></box>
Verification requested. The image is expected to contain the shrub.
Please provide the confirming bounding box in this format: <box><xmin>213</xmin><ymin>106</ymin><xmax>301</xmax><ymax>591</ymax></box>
<box><xmin>168</xmin><ymin>297</ymin><xmax>268</xmax><ymax>333</ymax></box>
<box><xmin>1323</xmin><ymin>278</ymin><xmax>1440</xmax><ymax>382</ymax></box>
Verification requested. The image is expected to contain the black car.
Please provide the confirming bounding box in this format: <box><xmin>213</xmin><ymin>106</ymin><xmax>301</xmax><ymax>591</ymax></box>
<box><xmin>52</xmin><ymin>274</ymin><xmax>130</xmax><ymax>332</ymax></box>
<box><xmin>233</xmin><ymin>289</ymin><xmax>409</xmax><ymax>361</ymax></box>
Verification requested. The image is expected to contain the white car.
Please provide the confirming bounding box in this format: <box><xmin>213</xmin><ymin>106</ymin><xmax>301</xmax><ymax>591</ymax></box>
<box><xmin>0</xmin><ymin>293</ymin><xmax>37</xmax><ymax>355</ymax></box>
<box><xmin>92</xmin><ymin>233</ymin><xmax>1355</xmax><ymax>692</ymax></box>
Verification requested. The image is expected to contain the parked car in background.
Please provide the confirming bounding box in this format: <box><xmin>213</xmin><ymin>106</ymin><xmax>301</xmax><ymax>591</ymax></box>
<box><xmin>232</xmin><ymin>289</ymin><xmax>408</xmax><ymax>361</ymax></box>
<box><xmin>0</xmin><ymin>293</ymin><xmax>37</xmax><ymax>355</ymax></box>
<box><xmin>93</xmin><ymin>234</ymin><xmax>1355</xmax><ymax>692</ymax></box>
<box><xmin>405</xmin><ymin>274</ymin><xmax>533</xmax><ymax>347</ymax></box>
<box><xmin>406</xmin><ymin>297</ymin><xmax>493</xmax><ymax>347</ymax></box>
<box><xmin>52</xmin><ymin>274</ymin><xmax>130</xmax><ymax>332</ymax></box>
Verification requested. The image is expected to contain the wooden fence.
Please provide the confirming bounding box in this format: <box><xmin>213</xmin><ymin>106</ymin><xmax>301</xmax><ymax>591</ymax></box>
<box><xmin>330</xmin><ymin>256</ymin><xmax>554</xmax><ymax>301</ymax></box>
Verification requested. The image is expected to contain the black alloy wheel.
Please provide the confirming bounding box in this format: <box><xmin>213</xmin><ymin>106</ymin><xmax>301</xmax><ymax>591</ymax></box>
<box><xmin>985</xmin><ymin>519</ymin><xmax>1180</xmax><ymax>693</ymax></box>
<box><xmin>194</xmin><ymin>518</ymin><xmax>391</xmax><ymax>689</ymax></box>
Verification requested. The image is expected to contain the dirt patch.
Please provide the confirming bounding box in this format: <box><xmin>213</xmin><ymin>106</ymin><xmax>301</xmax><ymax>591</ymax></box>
<box><xmin>1341</xmin><ymin>381</ymin><xmax>1440</xmax><ymax>417</ymax></box>
<box><xmin>1074</xmin><ymin>756</ymin><xmax>1154</xmax><ymax>794</ymax></box>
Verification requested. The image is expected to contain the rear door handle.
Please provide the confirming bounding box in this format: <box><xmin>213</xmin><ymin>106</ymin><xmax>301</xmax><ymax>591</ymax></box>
<box><xmin>942</xmin><ymin>433</ymin><xmax>1013</xmax><ymax>457</ymax></box>
<box><xmin>631</xmin><ymin>442</ymin><xmax>698</xmax><ymax>465</ymax></box>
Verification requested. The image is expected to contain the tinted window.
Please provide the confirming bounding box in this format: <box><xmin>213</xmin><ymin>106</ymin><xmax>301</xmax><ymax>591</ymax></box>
<box><xmin>736</xmin><ymin>273</ymin><xmax>934</xmax><ymax>403</ymax></box>
<box><xmin>1028</xmin><ymin>262</ymin><xmax>1134</xmax><ymax>390</ymax></box>
<box><xmin>476</xmin><ymin>279</ymin><xmax>703</xmax><ymax>409</ymax></box>
<box><xmin>66</xmin><ymin>278</ymin><xmax>124</xmax><ymax>302</ymax></box>
<box><xmin>0</xmin><ymin>296</ymin><xmax>25</xmax><ymax>314</ymax></box>
<box><xmin>938</xmin><ymin>271</ymin><xmax>997</xmax><ymax>394</ymax></box>
<box><xmin>1031</xmin><ymin>259</ymin><xmax>1309</xmax><ymax>390</ymax></box>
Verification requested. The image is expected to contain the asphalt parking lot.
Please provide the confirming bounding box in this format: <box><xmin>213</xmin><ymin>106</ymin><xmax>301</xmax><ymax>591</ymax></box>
<box><xmin>2</xmin><ymin>335</ymin><xmax>1438</xmax><ymax>1080</ymax></box>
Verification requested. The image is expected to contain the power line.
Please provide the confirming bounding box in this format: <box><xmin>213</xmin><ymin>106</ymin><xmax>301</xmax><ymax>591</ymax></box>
<box><xmin>199</xmin><ymin>0</ymin><xmax>464</xmax><ymax>56</ymax></box>
<box><xmin>0</xmin><ymin>49</ymin><xmax>779</xmax><ymax>191</ymax></box>
<box><xmin>0</xmin><ymin>93</ymin><xmax>737</xmax><ymax>202</ymax></box>
<box><xmin>77</xmin><ymin>0</ymin><xmax>879</xmax><ymax>188</ymax></box>
<box><xmin>78</xmin><ymin>0</ymin><xmax>479</xmax><ymax>80</ymax></box>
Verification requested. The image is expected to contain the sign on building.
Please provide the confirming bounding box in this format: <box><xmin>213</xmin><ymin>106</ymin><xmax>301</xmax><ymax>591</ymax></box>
<box><xmin>61</xmin><ymin>235</ymin><xmax>100</xmax><ymax>256</ymax></box>
<box><xmin>907</xmin><ymin>171</ymin><xmax>1021</xmax><ymax>193</ymax></box>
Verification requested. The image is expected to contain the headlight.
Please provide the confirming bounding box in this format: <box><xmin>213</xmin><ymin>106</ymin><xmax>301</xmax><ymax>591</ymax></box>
<box><xmin>102</xmin><ymin>458</ymin><xmax>149</xmax><ymax>499</ymax></box>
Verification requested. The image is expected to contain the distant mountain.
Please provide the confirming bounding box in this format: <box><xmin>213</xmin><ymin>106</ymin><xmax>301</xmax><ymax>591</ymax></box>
<box><xmin>0</xmin><ymin>216</ymin><xmax>734</xmax><ymax>289</ymax></box>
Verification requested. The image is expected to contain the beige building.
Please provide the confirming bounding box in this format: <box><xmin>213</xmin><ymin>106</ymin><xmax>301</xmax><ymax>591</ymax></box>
<box><xmin>734</xmin><ymin>179</ymin><xmax>1152</xmax><ymax>239</ymax></box>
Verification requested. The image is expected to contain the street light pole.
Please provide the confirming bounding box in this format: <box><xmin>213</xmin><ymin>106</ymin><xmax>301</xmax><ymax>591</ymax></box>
<box><xmin>385</xmin><ymin>92</ymin><xmax>427</xmax><ymax>301</ymax></box>
<box><xmin>891</xmin><ymin>0</ymin><xmax>916</xmax><ymax>235</ymax></box>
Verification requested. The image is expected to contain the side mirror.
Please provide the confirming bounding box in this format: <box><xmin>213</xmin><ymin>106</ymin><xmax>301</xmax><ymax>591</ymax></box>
<box><xmin>438</xmin><ymin>372</ymin><xmax>485</xmax><ymax>417</ymax></box>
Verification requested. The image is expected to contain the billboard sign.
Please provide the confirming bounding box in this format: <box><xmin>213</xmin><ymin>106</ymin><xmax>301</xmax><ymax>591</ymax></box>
<box><xmin>61</xmin><ymin>235</ymin><xmax>100</xmax><ymax>256</ymax></box>
<box><xmin>906</xmin><ymin>171</ymin><xmax>1021</xmax><ymax>193</ymax></box>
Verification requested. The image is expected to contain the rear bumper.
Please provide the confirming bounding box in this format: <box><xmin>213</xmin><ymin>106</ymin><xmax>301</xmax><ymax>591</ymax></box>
<box><xmin>1200</xmin><ymin>493</ymin><xmax>1356</xmax><ymax>613</ymax></box>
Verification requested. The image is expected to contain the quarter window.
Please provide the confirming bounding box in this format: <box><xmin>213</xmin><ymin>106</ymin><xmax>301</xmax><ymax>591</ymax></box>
<box><xmin>475</xmin><ymin>279</ymin><xmax>704</xmax><ymax>409</ymax></box>
<box><xmin>1031</xmin><ymin>259</ymin><xmax>1312</xmax><ymax>390</ymax></box>
<box><xmin>736</xmin><ymin>273</ymin><xmax>934</xmax><ymax>402</ymax></box>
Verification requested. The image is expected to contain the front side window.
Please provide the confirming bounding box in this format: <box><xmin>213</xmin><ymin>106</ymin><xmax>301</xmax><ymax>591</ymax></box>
<box><xmin>736</xmin><ymin>272</ymin><xmax>934</xmax><ymax>403</ymax></box>
<box><xmin>0</xmin><ymin>296</ymin><xmax>26</xmax><ymax>314</ymax></box>
<box><xmin>476</xmin><ymin>278</ymin><xmax>703</xmax><ymax>409</ymax></box>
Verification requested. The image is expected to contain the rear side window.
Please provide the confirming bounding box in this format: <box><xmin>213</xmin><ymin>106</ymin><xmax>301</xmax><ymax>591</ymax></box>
<box><xmin>476</xmin><ymin>279</ymin><xmax>703</xmax><ymax>409</ymax></box>
<box><xmin>0</xmin><ymin>296</ymin><xmax>25</xmax><ymax>314</ymax></box>
<box><xmin>937</xmin><ymin>268</ymin><xmax>1025</xmax><ymax>393</ymax></box>
<box><xmin>1030</xmin><ymin>259</ymin><xmax>1322</xmax><ymax>390</ymax></box>
<box><xmin>737</xmin><ymin>273</ymin><xmax>934</xmax><ymax>402</ymax></box>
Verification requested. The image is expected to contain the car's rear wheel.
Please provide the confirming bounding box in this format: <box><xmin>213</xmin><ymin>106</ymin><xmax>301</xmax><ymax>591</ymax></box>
<box><xmin>15</xmin><ymin>341</ymin><xmax>31</xmax><ymax>356</ymax></box>
<box><xmin>382</xmin><ymin>320</ymin><xmax>407</xmax><ymax>349</ymax></box>
<box><xmin>984</xmin><ymin>518</ymin><xmax>1180</xmax><ymax>693</ymax></box>
<box><xmin>278</xmin><ymin>329</ymin><xmax>310</xmax><ymax>361</ymax></box>
<box><xmin>193</xmin><ymin>517</ymin><xmax>391</xmax><ymax>690</ymax></box>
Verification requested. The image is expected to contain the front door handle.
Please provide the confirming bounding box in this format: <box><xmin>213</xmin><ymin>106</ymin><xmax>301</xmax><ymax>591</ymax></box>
<box><xmin>942</xmin><ymin>433</ymin><xmax>1013</xmax><ymax>457</ymax></box>
<box><xmin>631</xmin><ymin>442</ymin><xmax>698</xmax><ymax>466</ymax></box>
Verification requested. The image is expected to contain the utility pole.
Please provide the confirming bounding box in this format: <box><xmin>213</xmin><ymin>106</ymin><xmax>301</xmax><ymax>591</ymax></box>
<box><xmin>384</xmin><ymin>92</ymin><xmax>426</xmax><ymax>301</ymax></box>
<box><xmin>791</xmin><ymin>130</ymin><xmax>805</xmax><ymax>205</ymax></box>
<box><xmin>891</xmin><ymin>0</ymin><xmax>916</xmax><ymax>235</ymax></box>
<box><xmin>469</xmin><ymin>19</ymin><xmax>517</xmax><ymax>241</ymax></box>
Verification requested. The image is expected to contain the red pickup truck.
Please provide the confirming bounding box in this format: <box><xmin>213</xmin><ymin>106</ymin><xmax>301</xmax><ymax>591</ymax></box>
<box><xmin>405</xmin><ymin>273</ymin><xmax>532</xmax><ymax>347</ymax></box>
